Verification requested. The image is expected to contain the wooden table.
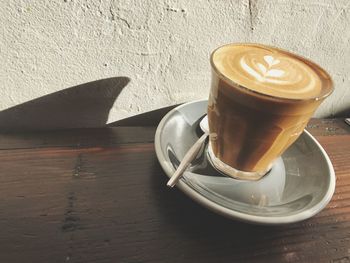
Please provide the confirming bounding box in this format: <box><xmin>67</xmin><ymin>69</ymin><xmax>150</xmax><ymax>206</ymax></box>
<box><xmin>0</xmin><ymin>116</ymin><xmax>349</xmax><ymax>263</ymax></box>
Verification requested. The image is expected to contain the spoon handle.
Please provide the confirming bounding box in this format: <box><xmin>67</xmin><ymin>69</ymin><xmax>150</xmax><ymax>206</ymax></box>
<box><xmin>167</xmin><ymin>133</ymin><xmax>208</xmax><ymax>188</ymax></box>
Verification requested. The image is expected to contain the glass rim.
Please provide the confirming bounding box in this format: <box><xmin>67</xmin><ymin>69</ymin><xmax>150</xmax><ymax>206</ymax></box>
<box><xmin>210</xmin><ymin>42</ymin><xmax>334</xmax><ymax>103</ymax></box>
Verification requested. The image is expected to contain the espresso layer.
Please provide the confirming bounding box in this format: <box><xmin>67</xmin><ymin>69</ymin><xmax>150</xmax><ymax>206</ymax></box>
<box><xmin>212</xmin><ymin>44</ymin><xmax>327</xmax><ymax>100</ymax></box>
<box><xmin>208</xmin><ymin>77</ymin><xmax>320</xmax><ymax>172</ymax></box>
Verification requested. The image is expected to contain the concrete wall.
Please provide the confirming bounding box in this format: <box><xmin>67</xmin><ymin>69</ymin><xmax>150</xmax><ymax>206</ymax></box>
<box><xmin>0</xmin><ymin>0</ymin><xmax>349</xmax><ymax>130</ymax></box>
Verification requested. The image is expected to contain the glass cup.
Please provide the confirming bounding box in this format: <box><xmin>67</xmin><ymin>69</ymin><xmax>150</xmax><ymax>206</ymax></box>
<box><xmin>207</xmin><ymin>43</ymin><xmax>333</xmax><ymax>180</ymax></box>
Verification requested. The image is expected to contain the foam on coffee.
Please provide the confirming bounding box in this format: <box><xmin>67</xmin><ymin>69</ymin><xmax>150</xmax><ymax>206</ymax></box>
<box><xmin>212</xmin><ymin>44</ymin><xmax>326</xmax><ymax>100</ymax></box>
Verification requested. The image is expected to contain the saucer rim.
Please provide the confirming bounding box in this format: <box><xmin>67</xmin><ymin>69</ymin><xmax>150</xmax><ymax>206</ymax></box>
<box><xmin>154</xmin><ymin>99</ymin><xmax>336</xmax><ymax>225</ymax></box>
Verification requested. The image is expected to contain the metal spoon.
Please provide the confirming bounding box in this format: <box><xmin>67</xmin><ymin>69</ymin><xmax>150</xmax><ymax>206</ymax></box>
<box><xmin>167</xmin><ymin>115</ymin><xmax>209</xmax><ymax>188</ymax></box>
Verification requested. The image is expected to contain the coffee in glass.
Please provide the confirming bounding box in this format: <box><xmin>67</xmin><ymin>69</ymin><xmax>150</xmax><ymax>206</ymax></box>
<box><xmin>208</xmin><ymin>43</ymin><xmax>333</xmax><ymax>180</ymax></box>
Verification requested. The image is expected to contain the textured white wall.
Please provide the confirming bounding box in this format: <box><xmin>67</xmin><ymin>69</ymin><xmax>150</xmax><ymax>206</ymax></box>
<box><xmin>0</xmin><ymin>0</ymin><xmax>349</xmax><ymax>129</ymax></box>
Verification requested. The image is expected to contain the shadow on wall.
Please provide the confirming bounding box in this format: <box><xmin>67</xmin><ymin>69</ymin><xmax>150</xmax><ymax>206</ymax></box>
<box><xmin>334</xmin><ymin>108</ymin><xmax>350</xmax><ymax>118</ymax></box>
<box><xmin>0</xmin><ymin>77</ymin><xmax>130</xmax><ymax>132</ymax></box>
<box><xmin>108</xmin><ymin>104</ymin><xmax>181</xmax><ymax>127</ymax></box>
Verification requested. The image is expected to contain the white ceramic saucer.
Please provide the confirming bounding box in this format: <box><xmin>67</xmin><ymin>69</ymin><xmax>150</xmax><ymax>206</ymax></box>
<box><xmin>155</xmin><ymin>100</ymin><xmax>336</xmax><ymax>225</ymax></box>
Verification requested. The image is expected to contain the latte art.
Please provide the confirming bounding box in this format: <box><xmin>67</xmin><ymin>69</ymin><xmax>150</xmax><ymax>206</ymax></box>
<box><xmin>241</xmin><ymin>55</ymin><xmax>285</xmax><ymax>83</ymax></box>
<box><xmin>241</xmin><ymin>55</ymin><xmax>292</xmax><ymax>84</ymax></box>
<box><xmin>212</xmin><ymin>44</ymin><xmax>324</xmax><ymax>99</ymax></box>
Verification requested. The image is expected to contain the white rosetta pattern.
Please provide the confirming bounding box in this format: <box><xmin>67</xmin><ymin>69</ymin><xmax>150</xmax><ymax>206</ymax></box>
<box><xmin>240</xmin><ymin>55</ymin><xmax>292</xmax><ymax>85</ymax></box>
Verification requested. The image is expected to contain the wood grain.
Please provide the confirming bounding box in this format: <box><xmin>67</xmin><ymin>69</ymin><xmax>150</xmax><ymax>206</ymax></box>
<box><xmin>0</xmin><ymin>119</ymin><xmax>349</xmax><ymax>263</ymax></box>
<box><xmin>0</xmin><ymin>127</ymin><xmax>156</xmax><ymax>150</ymax></box>
<box><xmin>306</xmin><ymin>118</ymin><xmax>350</xmax><ymax>136</ymax></box>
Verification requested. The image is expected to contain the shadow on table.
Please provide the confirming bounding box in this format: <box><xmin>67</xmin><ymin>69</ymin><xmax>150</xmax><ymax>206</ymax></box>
<box><xmin>0</xmin><ymin>77</ymin><xmax>130</xmax><ymax>132</ymax></box>
<box><xmin>149</xmin><ymin>158</ymin><xmax>296</xmax><ymax>258</ymax></box>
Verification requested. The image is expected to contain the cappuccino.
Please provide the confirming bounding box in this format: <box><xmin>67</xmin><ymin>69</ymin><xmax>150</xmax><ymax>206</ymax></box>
<box><xmin>208</xmin><ymin>43</ymin><xmax>333</xmax><ymax>179</ymax></box>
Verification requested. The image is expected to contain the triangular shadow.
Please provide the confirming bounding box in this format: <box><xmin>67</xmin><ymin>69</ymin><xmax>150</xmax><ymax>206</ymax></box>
<box><xmin>0</xmin><ymin>77</ymin><xmax>130</xmax><ymax>132</ymax></box>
